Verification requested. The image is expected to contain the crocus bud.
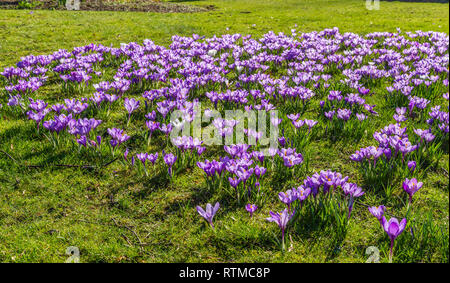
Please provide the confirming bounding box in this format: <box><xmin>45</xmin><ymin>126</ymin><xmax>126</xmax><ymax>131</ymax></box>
<box><xmin>407</xmin><ymin>160</ymin><xmax>416</xmax><ymax>172</ymax></box>
<box><xmin>384</xmin><ymin>148</ymin><xmax>392</xmax><ymax>161</ymax></box>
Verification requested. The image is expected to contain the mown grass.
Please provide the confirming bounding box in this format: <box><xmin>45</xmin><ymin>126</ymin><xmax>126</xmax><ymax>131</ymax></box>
<box><xmin>0</xmin><ymin>0</ymin><xmax>449</xmax><ymax>263</ymax></box>
<box><xmin>1</xmin><ymin>0</ymin><xmax>449</xmax><ymax>69</ymax></box>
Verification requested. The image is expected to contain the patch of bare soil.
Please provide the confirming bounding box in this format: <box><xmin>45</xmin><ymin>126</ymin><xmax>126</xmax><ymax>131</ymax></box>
<box><xmin>0</xmin><ymin>0</ymin><xmax>215</xmax><ymax>13</ymax></box>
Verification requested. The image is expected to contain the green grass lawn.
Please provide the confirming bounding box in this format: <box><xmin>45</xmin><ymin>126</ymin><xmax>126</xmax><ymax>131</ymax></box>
<box><xmin>1</xmin><ymin>0</ymin><xmax>449</xmax><ymax>69</ymax></box>
<box><xmin>0</xmin><ymin>0</ymin><xmax>449</xmax><ymax>263</ymax></box>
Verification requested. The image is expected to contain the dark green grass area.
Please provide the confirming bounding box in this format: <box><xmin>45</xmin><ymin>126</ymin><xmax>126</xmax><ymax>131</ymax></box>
<box><xmin>0</xmin><ymin>0</ymin><xmax>449</xmax><ymax>263</ymax></box>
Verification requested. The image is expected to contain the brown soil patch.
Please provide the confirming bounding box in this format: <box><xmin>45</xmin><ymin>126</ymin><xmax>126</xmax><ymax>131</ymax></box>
<box><xmin>0</xmin><ymin>0</ymin><xmax>216</xmax><ymax>13</ymax></box>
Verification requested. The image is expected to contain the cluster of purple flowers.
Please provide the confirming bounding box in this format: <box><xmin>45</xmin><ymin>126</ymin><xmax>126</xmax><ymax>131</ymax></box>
<box><xmin>131</xmin><ymin>150</ymin><xmax>177</xmax><ymax>178</ymax></box>
<box><xmin>43</xmin><ymin>113</ymin><xmax>73</xmax><ymax>133</ymax></box>
<box><xmin>289</xmin><ymin>115</ymin><xmax>319</xmax><ymax>132</ymax></box>
<box><xmin>107</xmin><ymin>128</ymin><xmax>130</xmax><ymax>149</ymax></box>
<box><xmin>427</xmin><ymin>102</ymin><xmax>449</xmax><ymax>134</ymax></box>
<box><xmin>301</xmin><ymin>170</ymin><xmax>349</xmax><ymax>196</ymax></box>
<box><xmin>351</xmin><ymin>123</ymin><xmax>419</xmax><ymax>164</ymax></box>
<box><xmin>278</xmin><ymin>148</ymin><xmax>304</xmax><ymax>168</ymax></box>
<box><xmin>3</xmin><ymin>30</ymin><xmax>445</xmax><ymax>133</ymax></box>
<box><xmin>0</xmin><ymin>29</ymin><xmax>448</xmax><ymax>259</ymax></box>
<box><xmin>321</xmin><ymin>90</ymin><xmax>374</xmax><ymax>122</ymax></box>
<box><xmin>196</xmin><ymin>143</ymin><xmax>280</xmax><ymax>202</ymax></box>
<box><xmin>277</xmin><ymin>170</ymin><xmax>363</xmax><ymax>215</ymax></box>
<box><xmin>135</xmin><ymin>152</ymin><xmax>159</xmax><ymax>168</ymax></box>
<box><xmin>197</xmin><ymin>158</ymin><xmax>231</xmax><ymax>179</ymax></box>
<box><xmin>268</xmin><ymin>170</ymin><xmax>364</xmax><ymax>250</ymax></box>
<box><xmin>212</xmin><ymin>117</ymin><xmax>239</xmax><ymax>138</ymax></box>
<box><xmin>172</xmin><ymin>136</ymin><xmax>205</xmax><ymax>155</ymax></box>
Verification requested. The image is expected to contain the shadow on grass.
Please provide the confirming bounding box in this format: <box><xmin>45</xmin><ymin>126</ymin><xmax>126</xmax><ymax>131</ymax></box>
<box><xmin>0</xmin><ymin>121</ymin><xmax>38</xmax><ymax>141</ymax></box>
<box><xmin>126</xmin><ymin>171</ymin><xmax>171</xmax><ymax>199</ymax></box>
<box><xmin>290</xmin><ymin>204</ymin><xmax>350</xmax><ymax>261</ymax></box>
<box><xmin>209</xmin><ymin>230</ymin><xmax>279</xmax><ymax>256</ymax></box>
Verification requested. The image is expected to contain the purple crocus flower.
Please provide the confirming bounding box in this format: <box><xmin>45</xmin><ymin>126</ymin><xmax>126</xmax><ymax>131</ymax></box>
<box><xmin>303</xmin><ymin>174</ymin><xmax>321</xmax><ymax>197</ymax></box>
<box><xmin>147</xmin><ymin>153</ymin><xmax>158</xmax><ymax>165</ymax></box>
<box><xmin>163</xmin><ymin>152</ymin><xmax>177</xmax><ymax>177</ymax></box>
<box><xmin>382</xmin><ymin>216</ymin><xmax>407</xmax><ymax>262</ymax></box>
<box><xmin>228</xmin><ymin>176</ymin><xmax>241</xmax><ymax>188</ymax></box>
<box><xmin>145</xmin><ymin>120</ymin><xmax>160</xmax><ymax>145</ymax></box>
<box><xmin>252</xmin><ymin>151</ymin><xmax>265</xmax><ymax>164</ymax></box>
<box><xmin>197</xmin><ymin>160</ymin><xmax>213</xmax><ymax>177</ymax></box>
<box><xmin>76</xmin><ymin>135</ymin><xmax>87</xmax><ymax>147</ymax></box>
<box><xmin>292</xmin><ymin>119</ymin><xmax>305</xmax><ymax>129</ymax></box>
<box><xmin>319</xmin><ymin>170</ymin><xmax>338</xmax><ymax>193</ymax></box>
<box><xmin>287</xmin><ymin>113</ymin><xmax>300</xmax><ymax>121</ymax></box>
<box><xmin>271</xmin><ymin>117</ymin><xmax>282</xmax><ymax>127</ymax></box>
<box><xmin>281</xmin><ymin>151</ymin><xmax>303</xmax><ymax>168</ymax></box>
<box><xmin>197</xmin><ymin>146</ymin><xmax>206</xmax><ymax>156</ymax></box>
<box><xmin>8</xmin><ymin>95</ymin><xmax>22</xmax><ymax>107</ymax></box>
<box><xmin>89</xmin><ymin>139</ymin><xmax>98</xmax><ymax>148</ymax></box>
<box><xmin>393</xmin><ymin>114</ymin><xmax>407</xmax><ymax>123</ymax></box>
<box><xmin>51</xmin><ymin>104</ymin><xmax>65</xmax><ymax>114</ymax></box>
<box><xmin>124</xmin><ymin>98</ymin><xmax>140</xmax><ymax>114</ymax></box>
<box><xmin>124</xmin><ymin>97</ymin><xmax>140</xmax><ymax>124</ymax></box>
<box><xmin>356</xmin><ymin>113</ymin><xmax>367</xmax><ymax>121</ymax></box>
<box><xmin>423</xmin><ymin>132</ymin><xmax>435</xmax><ymax>143</ymax></box>
<box><xmin>27</xmin><ymin>109</ymin><xmax>49</xmax><ymax>129</ymax></box>
<box><xmin>278</xmin><ymin>136</ymin><xmax>286</xmax><ymax>147</ymax></box>
<box><xmin>254</xmin><ymin>166</ymin><xmax>266</xmax><ymax>179</ymax></box>
<box><xmin>145</xmin><ymin>111</ymin><xmax>156</xmax><ymax>120</ymax></box>
<box><xmin>245</xmin><ymin>204</ymin><xmax>258</xmax><ymax>218</ymax></box>
<box><xmin>342</xmin><ymin>183</ymin><xmax>364</xmax><ymax>197</ymax></box>
<box><xmin>159</xmin><ymin>123</ymin><xmax>173</xmax><ymax>137</ymax></box>
<box><xmin>110</xmin><ymin>139</ymin><xmax>118</xmax><ymax>149</ymax></box>
<box><xmin>342</xmin><ymin>183</ymin><xmax>365</xmax><ymax>219</ymax></box>
<box><xmin>235</xmin><ymin>167</ymin><xmax>253</xmax><ymax>184</ymax></box>
<box><xmin>324</xmin><ymin>110</ymin><xmax>335</xmax><ymax>121</ymax></box>
<box><xmin>384</xmin><ymin>147</ymin><xmax>392</xmax><ymax>161</ymax></box>
<box><xmin>105</xmin><ymin>94</ymin><xmax>118</xmax><ymax>105</ymax></box>
<box><xmin>136</xmin><ymin>152</ymin><xmax>149</xmax><ymax>167</ymax></box>
<box><xmin>96</xmin><ymin>135</ymin><xmax>102</xmax><ymax>147</ymax></box>
<box><xmin>107</xmin><ymin>128</ymin><xmax>130</xmax><ymax>149</ymax></box>
<box><xmin>304</xmin><ymin>119</ymin><xmax>318</xmax><ymax>132</ymax></box>
<box><xmin>28</xmin><ymin>98</ymin><xmax>48</xmax><ymax>112</ymax></box>
<box><xmin>266</xmin><ymin>208</ymin><xmax>294</xmax><ymax>251</ymax></box>
<box><xmin>124</xmin><ymin>148</ymin><xmax>129</xmax><ymax>161</ymax></box>
<box><xmin>278</xmin><ymin>189</ymin><xmax>297</xmax><ymax>212</ymax></box>
<box><xmin>402</xmin><ymin>178</ymin><xmax>423</xmax><ymax>204</ymax></box>
<box><xmin>407</xmin><ymin>161</ymin><xmax>416</xmax><ymax>173</ymax></box>
<box><xmin>196</xmin><ymin>202</ymin><xmax>220</xmax><ymax>229</ymax></box>
<box><xmin>295</xmin><ymin>185</ymin><xmax>311</xmax><ymax>207</ymax></box>
<box><xmin>368</xmin><ymin>205</ymin><xmax>386</xmax><ymax>226</ymax></box>
<box><xmin>337</xmin><ymin>108</ymin><xmax>352</xmax><ymax>121</ymax></box>
<box><xmin>236</xmin><ymin>167</ymin><xmax>254</xmax><ymax>196</ymax></box>
<box><xmin>358</xmin><ymin>87</ymin><xmax>370</xmax><ymax>95</ymax></box>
